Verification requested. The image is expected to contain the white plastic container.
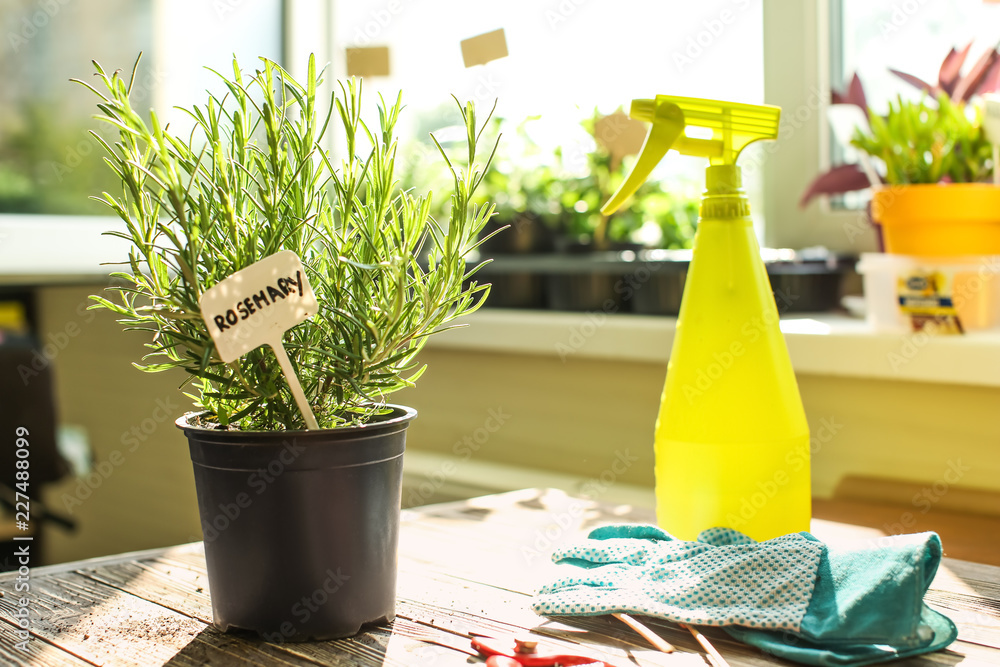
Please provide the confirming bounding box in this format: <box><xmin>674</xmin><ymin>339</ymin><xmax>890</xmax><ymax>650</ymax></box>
<box><xmin>856</xmin><ymin>253</ymin><xmax>1000</xmax><ymax>333</ymax></box>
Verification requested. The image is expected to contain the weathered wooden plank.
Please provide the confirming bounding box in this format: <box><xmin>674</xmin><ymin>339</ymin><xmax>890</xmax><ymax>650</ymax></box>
<box><xmin>398</xmin><ymin>497</ymin><xmax>616</xmax><ymax>596</ymax></box>
<box><xmin>81</xmin><ymin>555</ymin><xmax>600</xmax><ymax>666</ymax></box>
<box><xmin>0</xmin><ymin>570</ymin><xmax>326</xmax><ymax>667</ymax></box>
<box><xmin>159</xmin><ymin>516</ymin><xmax>1000</xmax><ymax>613</ymax></box>
<box><xmin>75</xmin><ymin>556</ymin><xmax>469</xmax><ymax>666</ymax></box>
<box><xmin>941</xmin><ymin>560</ymin><xmax>1000</xmax><ymax>600</ymax></box>
<box><xmin>156</xmin><ymin>628</ymin><xmax>336</xmax><ymax>667</ymax></box>
<box><xmin>0</xmin><ymin>570</ymin><xmax>204</xmax><ymax>667</ymax></box>
<box><xmin>926</xmin><ymin>591</ymin><xmax>1000</xmax><ymax>651</ymax></box>
<box><xmin>396</xmin><ymin>553</ymin><xmax>766</xmax><ymax>667</ymax></box>
<box><xmin>119</xmin><ymin>505</ymin><xmax>995</xmax><ymax>666</ymax></box>
<box><xmin>386</xmin><ymin>616</ymin><xmax>481</xmax><ymax>665</ymax></box>
<box><xmin>90</xmin><ymin>540</ymin><xmax>639</xmax><ymax>665</ymax></box>
<box><xmin>0</xmin><ymin>542</ymin><xmax>205</xmax><ymax>584</ymax></box>
<box><xmin>4</xmin><ymin>490</ymin><xmax>996</xmax><ymax>666</ymax></box>
<box><xmin>75</xmin><ymin>551</ymin><xmax>461</xmax><ymax>667</ymax></box>
<box><xmin>943</xmin><ymin>641</ymin><xmax>1000</xmax><ymax>666</ymax></box>
<box><xmin>0</xmin><ymin>616</ymin><xmax>96</xmax><ymax>667</ymax></box>
<box><xmin>80</xmin><ymin>544</ymin><xmax>674</xmax><ymax>667</ymax></box>
<box><xmin>409</xmin><ymin>490</ymin><xmax>1000</xmax><ymax>585</ymax></box>
<box><xmin>78</xmin><ymin>561</ymin><xmax>214</xmax><ymax>624</ymax></box>
<box><xmin>402</xmin><ymin>493</ymin><xmax>1000</xmax><ymax>659</ymax></box>
<box><xmin>113</xmin><ymin>490</ymin><xmax>1000</xmax><ymax>644</ymax></box>
<box><xmin>403</xmin><ymin>495</ymin><xmax>1000</xmax><ymax>598</ymax></box>
<box><xmin>397</xmin><ymin>548</ymin><xmax>991</xmax><ymax>667</ymax></box>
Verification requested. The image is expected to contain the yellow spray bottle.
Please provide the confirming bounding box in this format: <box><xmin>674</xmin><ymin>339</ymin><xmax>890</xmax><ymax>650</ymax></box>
<box><xmin>603</xmin><ymin>96</ymin><xmax>810</xmax><ymax>541</ymax></box>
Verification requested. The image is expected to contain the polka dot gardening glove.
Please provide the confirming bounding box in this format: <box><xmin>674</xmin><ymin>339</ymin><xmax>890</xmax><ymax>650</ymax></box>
<box><xmin>532</xmin><ymin>524</ymin><xmax>958</xmax><ymax>667</ymax></box>
<box><xmin>532</xmin><ymin>524</ymin><xmax>824</xmax><ymax>632</ymax></box>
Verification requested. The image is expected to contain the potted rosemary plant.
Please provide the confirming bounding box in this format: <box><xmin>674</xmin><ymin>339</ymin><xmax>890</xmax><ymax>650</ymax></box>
<box><xmin>76</xmin><ymin>55</ymin><xmax>497</xmax><ymax>641</ymax></box>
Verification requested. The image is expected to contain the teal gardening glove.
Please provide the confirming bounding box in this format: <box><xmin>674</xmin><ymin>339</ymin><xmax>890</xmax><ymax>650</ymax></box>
<box><xmin>532</xmin><ymin>524</ymin><xmax>957</xmax><ymax>666</ymax></box>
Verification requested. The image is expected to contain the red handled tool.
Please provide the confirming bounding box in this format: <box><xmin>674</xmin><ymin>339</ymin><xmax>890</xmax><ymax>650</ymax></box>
<box><xmin>471</xmin><ymin>636</ymin><xmax>619</xmax><ymax>667</ymax></box>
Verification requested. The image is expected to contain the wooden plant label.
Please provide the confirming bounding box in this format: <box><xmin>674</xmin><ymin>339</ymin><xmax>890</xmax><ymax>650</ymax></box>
<box><xmin>461</xmin><ymin>28</ymin><xmax>508</xmax><ymax>67</ymax></box>
<box><xmin>346</xmin><ymin>46</ymin><xmax>391</xmax><ymax>78</ymax></box>
<box><xmin>199</xmin><ymin>250</ymin><xmax>320</xmax><ymax>429</ymax></box>
<box><xmin>595</xmin><ymin>111</ymin><xmax>648</xmax><ymax>170</ymax></box>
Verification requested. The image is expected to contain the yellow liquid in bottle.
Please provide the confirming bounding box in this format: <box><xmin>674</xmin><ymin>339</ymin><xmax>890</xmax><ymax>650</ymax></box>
<box><xmin>653</xmin><ymin>215</ymin><xmax>811</xmax><ymax>541</ymax></box>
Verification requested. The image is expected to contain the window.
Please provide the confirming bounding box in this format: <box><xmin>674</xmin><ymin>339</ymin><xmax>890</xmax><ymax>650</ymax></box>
<box><xmin>830</xmin><ymin>0</ymin><xmax>1000</xmax><ymax>210</ymax></box>
<box><xmin>0</xmin><ymin>0</ymin><xmax>283</xmax><ymax>216</ymax></box>
<box><xmin>770</xmin><ymin>0</ymin><xmax>1000</xmax><ymax>253</ymax></box>
<box><xmin>326</xmin><ymin>0</ymin><xmax>766</xmax><ymax>241</ymax></box>
<box><xmin>836</xmin><ymin>0</ymin><xmax>1000</xmax><ymax>114</ymax></box>
<box><xmin>4</xmin><ymin>1</ymin><xmax>889</xmax><ymax>254</ymax></box>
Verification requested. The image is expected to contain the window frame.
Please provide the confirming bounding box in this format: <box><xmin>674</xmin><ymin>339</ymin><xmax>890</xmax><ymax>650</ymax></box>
<box><xmin>761</xmin><ymin>0</ymin><xmax>878</xmax><ymax>253</ymax></box>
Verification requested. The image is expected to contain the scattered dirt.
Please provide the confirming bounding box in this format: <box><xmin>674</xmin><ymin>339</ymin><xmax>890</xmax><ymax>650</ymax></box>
<box><xmin>118</xmin><ymin>615</ymin><xmax>190</xmax><ymax>641</ymax></box>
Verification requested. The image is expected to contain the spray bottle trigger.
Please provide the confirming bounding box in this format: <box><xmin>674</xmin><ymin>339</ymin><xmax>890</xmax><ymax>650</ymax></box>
<box><xmin>600</xmin><ymin>101</ymin><xmax>685</xmax><ymax>216</ymax></box>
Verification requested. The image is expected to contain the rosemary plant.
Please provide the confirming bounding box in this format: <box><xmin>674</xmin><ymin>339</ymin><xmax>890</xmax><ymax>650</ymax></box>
<box><xmin>76</xmin><ymin>55</ymin><xmax>498</xmax><ymax>430</ymax></box>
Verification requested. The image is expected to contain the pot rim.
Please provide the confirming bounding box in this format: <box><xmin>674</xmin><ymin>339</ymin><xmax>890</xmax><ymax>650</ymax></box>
<box><xmin>871</xmin><ymin>182</ymin><xmax>1000</xmax><ymax>227</ymax></box>
<box><xmin>175</xmin><ymin>403</ymin><xmax>417</xmax><ymax>435</ymax></box>
<box><xmin>872</xmin><ymin>182</ymin><xmax>1000</xmax><ymax>192</ymax></box>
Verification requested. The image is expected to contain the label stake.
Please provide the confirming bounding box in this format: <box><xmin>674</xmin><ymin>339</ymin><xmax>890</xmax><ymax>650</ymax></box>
<box><xmin>199</xmin><ymin>251</ymin><xmax>321</xmax><ymax>429</ymax></box>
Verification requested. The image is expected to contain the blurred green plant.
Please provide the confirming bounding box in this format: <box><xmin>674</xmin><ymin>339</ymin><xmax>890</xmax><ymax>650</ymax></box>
<box><xmin>475</xmin><ymin>111</ymin><xmax>698</xmax><ymax>250</ymax></box>
<box><xmin>851</xmin><ymin>93</ymin><xmax>992</xmax><ymax>185</ymax></box>
<box><xmin>801</xmin><ymin>42</ymin><xmax>1000</xmax><ymax>206</ymax></box>
<box><xmin>557</xmin><ymin>111</ymin><xmax>698</xmax><ymax>248</ymax></box>
<box><xmin>476</xmin><ymin>115</ymin><xmax>561</xmax><ymax>227</ymax></box>
<box><xmin>395</xmin><ymin>101</ymin><xmax>467</xmax><ymax>224</ymax></box>
<box><xmin>636</xmin><ymin>188</ymin><xmax>700</xmax><ymax>249</ymax></box>
<box><xmin>0</xmin><ymin>101</ymin><xmax>117</xmax><ymax>215</ymax></box>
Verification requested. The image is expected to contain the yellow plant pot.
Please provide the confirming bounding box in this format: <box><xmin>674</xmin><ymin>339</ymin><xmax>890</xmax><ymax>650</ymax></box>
<box><xmin>871</xmin><ymin>184</ymin><xmax>1000</xmax><ymax>256</ymax></box>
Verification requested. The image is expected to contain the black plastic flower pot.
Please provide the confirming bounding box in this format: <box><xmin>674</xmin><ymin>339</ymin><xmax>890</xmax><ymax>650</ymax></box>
<box><xmin>176</xmin><ymin>405</ymin><xmax>416</xmax><ymax>642</ymax></box>
<box><xmin>546</xmin><ymin>272</ymin><xmax>626</xmax><ymax>312</ymax></box>
<box><xmin>767</xmin><ymin>268</ymin><xmax>845</xmax><ymax>313</ymax></box>
<box><xmin>483</xmin><ymin>273</ymin><xmax>548</xmax><ymax>308</ymax></box>
<box><xmin>629</xmin><ymin>267</ymin><xmax>688</xmax><ymax>315</ymax></box>
<box><xmin>478</xmin><ymin>212</ymin><xmax>555</xmax><ymax>254</ymax></box>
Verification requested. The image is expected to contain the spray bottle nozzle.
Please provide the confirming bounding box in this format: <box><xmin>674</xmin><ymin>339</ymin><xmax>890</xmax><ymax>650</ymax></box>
<box><xmin>601</xmin><ymin>95</ymin><xmax>781</xmax><ymax>216</ymax></box>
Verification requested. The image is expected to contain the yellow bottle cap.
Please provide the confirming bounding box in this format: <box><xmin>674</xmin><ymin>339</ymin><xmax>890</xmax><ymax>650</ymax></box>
<box><xmin>601</xmin><ymin>96</ymin><xmax>780</xmax><ymax>217</ymax></box>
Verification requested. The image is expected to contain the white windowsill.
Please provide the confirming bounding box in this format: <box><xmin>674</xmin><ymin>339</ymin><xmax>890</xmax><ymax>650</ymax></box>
<box><xmin>427</xmin><ymin>309</ymin><xmax>1000</xmax><ymax>389</ymax></box>
<box><xmin>4</xmin><ymin>216</ymin><xmax>998</xmax><ymax>388</ymax></box>
<box><xmin>0</xmin><ymin>215</ymin><xmax>127</xmax><ymax>286</ymax></box>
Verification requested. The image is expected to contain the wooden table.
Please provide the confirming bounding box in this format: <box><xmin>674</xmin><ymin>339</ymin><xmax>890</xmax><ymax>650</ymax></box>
<box><xmin>1</xmin><ymin>488</ymin><xmax>998</xmax><ymax>666</ymax></box>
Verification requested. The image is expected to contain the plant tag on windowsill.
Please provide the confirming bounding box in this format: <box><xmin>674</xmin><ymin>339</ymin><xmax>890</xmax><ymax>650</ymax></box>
<box><xmin>199</xmin><ymin>250</ymin><xmax>320</xmax><ymax>429</ymax></box>
<box><xmin>460</xmin><ymin>28</ymin><xmax>508</xmax><ymax>67</ymax></box>
<box><xmin>346</xmin><ymin>46</ymin><xmax>391</xmax><ymax>78</ymax></box>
